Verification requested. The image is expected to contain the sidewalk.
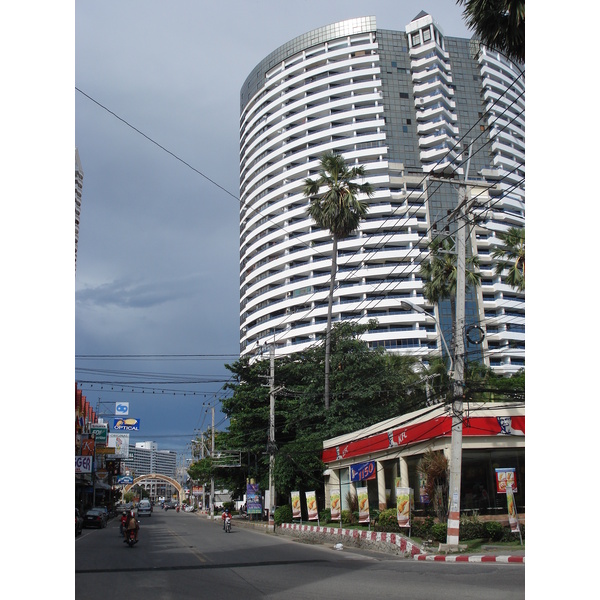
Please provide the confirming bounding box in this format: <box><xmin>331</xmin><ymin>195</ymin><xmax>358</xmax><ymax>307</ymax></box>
<box><xmin>278</xmin><ymin>522</ymin><xmax>525</xmax><ymax>564</ymax></box>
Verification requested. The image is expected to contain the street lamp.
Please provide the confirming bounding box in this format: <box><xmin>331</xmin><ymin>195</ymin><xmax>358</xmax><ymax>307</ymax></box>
<box><xmin>399</xmin><ymin>300</ymin><xmax>453</xmax><ymax>375</ymax></box>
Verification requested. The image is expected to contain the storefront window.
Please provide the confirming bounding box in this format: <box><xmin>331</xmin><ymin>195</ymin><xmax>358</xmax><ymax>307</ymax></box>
<box><xmin>406</xmin><ymin>448</ymin><xmax>525</xmax><ymax>517</ymax></box>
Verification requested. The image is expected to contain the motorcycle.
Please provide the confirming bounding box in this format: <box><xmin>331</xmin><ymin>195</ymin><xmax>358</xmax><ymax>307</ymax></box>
<box><xmin>224</xmin><ymin>516</ymin><xmax>232</xmax><ymax>533</ymax></box>
<box><xmin>125</xmin><ymin>528</ymin><xmax>137</xmax><ymax>547</ymax></box>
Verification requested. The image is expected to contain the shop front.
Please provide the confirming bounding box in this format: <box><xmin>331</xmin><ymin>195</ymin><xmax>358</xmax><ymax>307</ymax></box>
<box><xmin>322</xmin><ymin>403</ymin><xmax>524</xmax><ymax>521</ymax></box>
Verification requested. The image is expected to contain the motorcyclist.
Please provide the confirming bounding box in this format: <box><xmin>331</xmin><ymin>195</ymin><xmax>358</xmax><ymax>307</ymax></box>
<box><xmin>124</xmin><ymin>510</ymin><xmax>139</xmax><ymax>543</ymax></box>
<box><xmin>221</xmin><ymin>508</ymin><xmax>232</xmax><ymax>530</ymax></box>
<box><xmin>120</xmin><ymin>510</ymin><xmax>127</xmax><ymax>535</ymax></box>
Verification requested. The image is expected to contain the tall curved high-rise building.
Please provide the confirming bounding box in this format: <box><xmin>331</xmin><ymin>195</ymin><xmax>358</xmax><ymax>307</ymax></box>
<box><xmin>239</xmin><ymin>14</ymin><xmax>524</xmax><ymax>375</ymax></box>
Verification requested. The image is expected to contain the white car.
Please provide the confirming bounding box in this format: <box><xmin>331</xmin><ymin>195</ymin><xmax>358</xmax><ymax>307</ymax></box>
<box><xmin>138</xmin><ymin>500</ymin><xmax>152</xmax><ymax>517</ymax></box>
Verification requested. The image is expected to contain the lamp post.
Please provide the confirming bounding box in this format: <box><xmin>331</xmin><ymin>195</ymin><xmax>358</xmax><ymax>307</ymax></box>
<box><xmin>399</xmin><ymin>300</ymin><xmax>453</xmax><ymax>375</ymax></box>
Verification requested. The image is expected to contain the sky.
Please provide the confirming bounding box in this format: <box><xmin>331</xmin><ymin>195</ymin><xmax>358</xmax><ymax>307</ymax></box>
<box><xmin>72</xmin><ymin>1</ymin><xmax>475</xmax><ymax>459</ymax></box>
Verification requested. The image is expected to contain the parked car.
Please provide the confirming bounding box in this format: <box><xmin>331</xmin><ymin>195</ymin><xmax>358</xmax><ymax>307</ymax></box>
<box><xmin>138</xmin><ymin>499</ymin><xmax>152</xmax><ymax>517</ymax></box>
<box><xmin>96</xmin><ymin>506</ymin><xmax>110</xmax><ymax>521</ymax></box>
<box><xmin>84</xmin><ymin>508</ymin><xmax>108</xmax><ymax>528</ymax></box>
<box><xmin>75</xmin><ymin>509</ymin><xmax>83</xmax><ymax>536</ymax></box>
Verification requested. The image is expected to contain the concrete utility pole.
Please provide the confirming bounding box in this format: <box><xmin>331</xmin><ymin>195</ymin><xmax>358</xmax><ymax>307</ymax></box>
<box><xmin>432</xmin><ymin>158</ymin><xmax>494</xmax><ymax>549</ymax></box>
<box><xmin>446</xmin><ymin>182</ymin><xmax>467</xmax><ymax>548</ymax></box>
<box><xmin>268</xmin><ymin>344</ymin><xmax>276</xmax><ymax>527</ymax></box>
<box><xmin>210</xmin><ymin>405</ymin><xmax>215</xmax><ymax>519</ymax></box>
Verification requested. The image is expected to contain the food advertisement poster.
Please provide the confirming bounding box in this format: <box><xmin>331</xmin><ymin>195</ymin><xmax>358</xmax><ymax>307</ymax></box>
<box><xmin>291</xmin><ymin>491</ymin><xmax>301</xmax><ymax>519</ymax></box>
<box><xmin>495</xmin><ymin>468</ymin><xmax>517</xmax><ymax>494</ymax></box>
<box><xmin>396</xmin><ymin>486</ymin><xmax>412</xmax><ymax>528</ymax></box>
<box><xmin>357</xmin><ymin>486</ymin><xmax>370</xmax><ymax>524</ymax></box>
<box><xmin>305</xmin><ymin>491</ymin><xmax>318</xmax><ymax>520</ymax></box>
<box><xmin>246</xmin><ymin>483</ymin><xmax>262</xmax><ymax>515</ymax></box>
<box><xmin>330</xmin><ymin>489</ymin><xmax>341</xmax><ymax>520</ymax></box>
<box><xmin>418</xmin><ymin>472</ymin><xmax>429</xmax><ymax>504</ymax></box>
<box><xmin>506</xmin><ymin>484</ymin><xmax>521</xmax><ymax>533</ymax></box>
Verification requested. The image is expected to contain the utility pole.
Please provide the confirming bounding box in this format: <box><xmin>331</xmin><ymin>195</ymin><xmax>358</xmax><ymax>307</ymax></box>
<box><xmin>431</xmin><ymin>154</ymin><xmax>494</xmax><ymax>549</ymax></box>
<box><xmin>210</xmin><ymin>405</ymin><xmax>215</xmax><ymax>520</ymax></box>
<box><xmin>268</xmin><ymin>343</ymin><xmax>276</xmax><ymax>528</ymax></box>
<box><xmin>446</xmin><ymin>181</ymin><xmax>467</xmax><ymax>548</ymax></box>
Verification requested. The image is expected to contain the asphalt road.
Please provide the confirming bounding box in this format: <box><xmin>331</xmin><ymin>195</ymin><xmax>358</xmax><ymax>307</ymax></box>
<box><xmin>75</xmin><ymin>511</ymin><xmax>525</xmax><ymax>599</ymax></box>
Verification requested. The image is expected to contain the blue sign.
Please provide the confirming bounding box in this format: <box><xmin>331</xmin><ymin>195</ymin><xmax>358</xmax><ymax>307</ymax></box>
<box><xmin>117</xmin><ymin>476</ymin><xmax>134</xmax><ymax>484</ymax></box>
<box><xmin>113</xmin><ymin>418</ymin><xmax>140</xmax><ymax>431</ymax></box>
<box><xmin>115</xmin><ymin>402</ymin><xmax>129</xmax><ymax>415</ymax></box>
<box><xmin>350</xmin><ymin>460</ymin><xmax>376</xmax><ymax>482</ymax></box>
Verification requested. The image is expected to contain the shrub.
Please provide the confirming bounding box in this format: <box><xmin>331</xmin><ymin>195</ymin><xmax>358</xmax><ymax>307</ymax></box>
<box><xmin>430</xmin><ymin>522</ymin><xmax>447</xmax><ymax>542</ymax></box>
<box><xmin>274</xmin><ymin>504</ymin><xmax>292</xmax><ymax>526</ymax></box>
<box><xmin>376</xmin><ymin>508</ymin><xmax>399</xmax><ymax>531</ymax></box>
<box><xmin>319</xmin><ymin>508</ymin><xmax>331</xmax><ymax>523</ymax></box>
<box><xmin>341</xmin><ymin>509</ymin><xmax>356</xmax><ymax>525</ymax></box>
<box><xmin>411</xmin><ymin>516</ymin><xmax>435</xmax><ymax>539</ymax></box>
<box><xmin>460</xmin><ymin>516</ymin><xmax>486</xmax><ymax>540</ymax></box>
<box><xmin>484</xmin><ymin>521</ymin><xmax>504</xmax><ymax>541</ymax></box>
<box><xmin>223</xmin><ymin>501</ymin><xmax>235</xmax><ymax>512</ymax></box>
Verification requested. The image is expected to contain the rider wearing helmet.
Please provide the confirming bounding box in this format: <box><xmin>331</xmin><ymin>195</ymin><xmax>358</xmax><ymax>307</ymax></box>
<box><xmin>221</xmin><ymin>508</ymin><xmax>232</xmax><ymax>530</ymax></box>
<box><xmin>124</xmin><ymin>509</ymin><xmax>139</xmax><ymax>543</ymax></box>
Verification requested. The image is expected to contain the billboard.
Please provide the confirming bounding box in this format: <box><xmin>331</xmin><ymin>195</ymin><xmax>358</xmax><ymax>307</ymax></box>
<box><xmin>113</xmin><ymin>418</ymin><xmax>140</xmax><ymax>431</ymax></box>
<box><xmin>108</xmin><ymin>433</ymin><xmax>130</xmax><ymax>457</ymax></box>
<box><xmin>76</xmin><ymin>456</ymin><xmax>92</xmax><ymax>474</ymax></box>
<box><xmin>115</xmin><ymin>402</ymin><xmax>129</xmax><ymax>415</ymax></box>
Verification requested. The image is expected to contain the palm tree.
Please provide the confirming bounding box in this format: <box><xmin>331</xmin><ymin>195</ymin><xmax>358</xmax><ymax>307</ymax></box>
<box><xmin>492</xmin><ymin>226</ymin><xmax>525</xmax><ymax>291</ymax></box>
<box><xmin>303</xmin><ymin>151</ymin><xmax>374</xmax><ymax>409</ymax></box>
<box><xmin>418</xmin><ymin>236</ymin><xmax>481</xmax><ymax>355</ymax></box>
<box><xmin>456</xmin><ymin>0</ymin><xmax>525</xmax><ymax>64</ymax></box>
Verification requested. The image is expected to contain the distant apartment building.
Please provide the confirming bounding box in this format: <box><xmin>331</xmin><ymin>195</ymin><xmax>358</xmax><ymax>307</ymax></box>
<box><xmin>239</xmin><ymin>13</ymin><xmax>524</xmax><ymax>374</ymax></box>
<box><xmin>123</xmin><ymin>442</ymin><xmax>178</xmax><ymax>501</ymax></box>
<box><xmin>75</xmin><ymin>148</ymin><xmax>84</xmax><ymax>272</ymax></box>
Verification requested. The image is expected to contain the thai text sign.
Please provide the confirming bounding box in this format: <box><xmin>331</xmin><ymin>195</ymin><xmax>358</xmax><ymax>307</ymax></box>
<box><xmin>350</xmin><ymin>460</ymin><xmax>376</xmax><ymax>482</ymax></box>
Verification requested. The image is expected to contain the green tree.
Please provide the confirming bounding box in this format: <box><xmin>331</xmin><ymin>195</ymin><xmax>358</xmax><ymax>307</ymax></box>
<box><xmin>492</xmin><ymin>226</ymin><xmax>525</xmax><ymax>291</ymax></box>
<box><xmin>221</xmin><ymin>321</ymin><xmax>434</xmax><ymax>501</ymax></box>
<box><xmin>418</xmin><ymin>236</ymin><xmax>481</xmax><ymax>353</ymax></box>
<box><xmin>456</xmin><ymin>0</ymin><xmax>525</xmax><ymax>64</ymax></box>
<box><xmin>303</xmin><ymin>151</ymin><xmax>374</xmax><ymax>409</ymax></box>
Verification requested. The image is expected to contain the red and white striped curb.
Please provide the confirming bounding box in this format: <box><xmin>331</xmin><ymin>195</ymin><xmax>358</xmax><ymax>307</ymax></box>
<box><xmin>279</xmin><ymin>523</ymin><xmax>524</xmax><ymax>563</ymax></box>
<box><xmin>415</xmin><ymin>554</ymin><xmax>524</xmax><ymax>563</ymax></box>
<box><xmin>280</xmin><ymin>523</ymin><xmax>422</xmax><ymax>556</ymax></box>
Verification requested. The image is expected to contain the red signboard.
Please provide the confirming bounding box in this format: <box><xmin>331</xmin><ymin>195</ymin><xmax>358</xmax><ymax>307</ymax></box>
<box><xmin>322</xmin><ymin>415</ymin><xmax>525</xmax><ymax>463</ymax></box>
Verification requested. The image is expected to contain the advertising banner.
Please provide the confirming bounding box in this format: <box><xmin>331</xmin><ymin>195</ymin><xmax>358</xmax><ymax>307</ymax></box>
<box><xmin>108</xmin><ymin>433</ymin><xmax>130</xmax><ymax>457</ymax></box>
<box><xmin>90</xmin><ymin>423</ymin><xmax>108</xmax><ymax>445</ymax></box>
<box><xmin>81</xmin><ymin>436</ymin><xmax>95</xmax><ymax>456</ymax></box>
<box><xmin>305</xmin><ymin>491</ymin><xmax>318</xmax><ymax>520</ymax></box>
<box><xmin>357</xmin><ymin>486</ymin><xmax>370</xmax><ymax>524</ymax></box>
<box><xmin>291</xmin><ymin>491</ymin><xmax>301</xmax><ymax>519</ymax></box>
<box><xmin>115</xmin><ymin>402</ymin><xmax>129</xmax><ymax>416</ymax></box>
<box><xmin>76</xmin><ymin>455</ymin><xmax>92</xmax><ymax>474</ymax></box>
<box><xmin>495</xmin><ymin>468</ymin><xmax>517</xmax><ymax>494</ymax></box>
<box><xmin>246</xmin><ymin>483</ymin><xmax>262</xmax><ymax>515</ymax></box>
<box><xmin>506</xmin><ymin>484</ymin><xmax>521</xmax><ymax>533</ymax></box>
<box><xmin>350</xmin><ymin>460</ymin><xmax>376</xmax><ymax>482</ymax></box>
<box><xmin>113</xmin><ymin>417</ymin><xmax>140</xmax><ymax>431</ymax></box>
<box><xmin>330</xmin><ymin>489</ymin><xmax>341</xmax><ymax>521</ymax></box>
<box><xmin>418</xmin><ymin>473</ymin><xmax>429</xmax><ymax>504</ymax></box>
<box><xmin>396</xmin><ymin>487</ymin><xmax>412</xmax><ymax>528</ymax></box>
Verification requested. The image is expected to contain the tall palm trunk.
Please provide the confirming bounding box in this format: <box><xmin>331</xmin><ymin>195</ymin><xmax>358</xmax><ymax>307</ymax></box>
<box><xmin>323</xmin><ymin>235</ymin><xmax>338</xmax><ymax>410</ymax></box>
